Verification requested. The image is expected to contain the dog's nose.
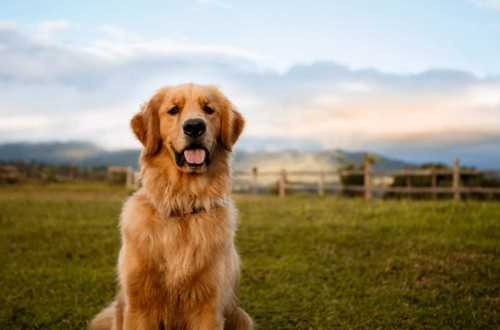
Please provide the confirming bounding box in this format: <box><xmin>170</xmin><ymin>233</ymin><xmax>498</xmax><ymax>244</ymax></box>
<box><xmin>183</xmin><ymin>119</ymin><xmax>206</xmax><ymax>138</ymax></box>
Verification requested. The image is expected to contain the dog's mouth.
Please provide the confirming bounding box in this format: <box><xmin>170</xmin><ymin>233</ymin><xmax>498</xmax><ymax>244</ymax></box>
<box><xmin>173</xmin><ymin>144</ymin><xmax>210</xmax><ymax>169</ymax></box>
<box><xmin>184</xmin><ymin>149</ymin><xmax>206</xmax><ymax>165</ymax></box>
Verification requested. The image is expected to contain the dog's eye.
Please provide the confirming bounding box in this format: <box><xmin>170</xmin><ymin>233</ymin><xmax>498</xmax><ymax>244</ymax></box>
<box><xmin>203</xmin><ymin>105</ymin><xmax>215</xmax><ymax>115</ymax></box>
<box><xmin>168</xmin><ymin>106</ymin><xmax>180</xmax><ymax>115</ymax></box>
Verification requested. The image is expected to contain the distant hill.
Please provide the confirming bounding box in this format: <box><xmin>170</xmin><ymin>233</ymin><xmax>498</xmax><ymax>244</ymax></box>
<box><xmin>233</xmin><ymin>149</ymin><xmax>412</xmax><ymax>172</ymax></box>
<box><xmin>0</xmin><ymin>142</ymin><xmax>103</xmax><ymax>164</ymax></box>
<box><xmin>0</xmin><ymin>142</ymin><xmax>414</xmax><ymax>171</ymax></box>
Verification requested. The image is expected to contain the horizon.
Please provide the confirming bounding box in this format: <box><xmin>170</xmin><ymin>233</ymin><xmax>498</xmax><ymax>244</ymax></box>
<box><xmin>1</xmin><ymin>1</ymin><xmax>500</xmax><ymax>167</ymax></box>
<box><xmin>0</xmin><ymin>140</ymin><xmax>484</xmax><ymax>169</ymax></box>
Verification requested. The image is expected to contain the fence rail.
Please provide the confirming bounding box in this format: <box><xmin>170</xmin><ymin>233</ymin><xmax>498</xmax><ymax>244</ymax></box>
<box><xmin>232</xmin><ymin>158</ymin><xmax>500</xmax><ymax>200</ymax></box>
<box><xmin>108</xmin><ymin>158</ymin><xmax>500</xmax><ymax>200</ymax></box>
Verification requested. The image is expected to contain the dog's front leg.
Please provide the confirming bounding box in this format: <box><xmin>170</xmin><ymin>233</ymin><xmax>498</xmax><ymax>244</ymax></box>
<box><xmin>187</xmin><ymin>301</ymin><xmax>224</xmax><ymax>330</ymax></box>
<box><xmin>119</xmin><ymin>245</ymin><xmax>161</xmax><ymax>330</ymax></box>
<box><xmin>123</xmin><ymin>305</ymin><xmax>159</xmax><ymax>330</ymax></box>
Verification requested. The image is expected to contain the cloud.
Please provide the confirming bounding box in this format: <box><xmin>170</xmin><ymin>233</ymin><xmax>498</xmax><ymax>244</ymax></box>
<box><xmin>0</xmin><ymin>21</ymin><xmax>500</xmax><ymax>167</ymax></box>
<box><xmin>33</xmin><ymin>20</ymin><xmax>70</xmax><ymax>42</ymax></box>
<box><xmin>194</xmin><ymin>0</ymin><xmax>232</xmax><ymax>9</ymax></box>
<box><xmin>469</xmin><ymin>0</ymin><xmax>500</xmax><ymax>10</ymax></box>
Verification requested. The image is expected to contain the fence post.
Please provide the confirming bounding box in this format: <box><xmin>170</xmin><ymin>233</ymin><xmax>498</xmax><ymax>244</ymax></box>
<box><xmin>338</xmin><ymin>170</ymin><xmax>344</xmax><ymax>197</ymax></box>
<box><xmin>364</xmin><ymin>157</ymin><xmax>373</xmax><ymax>201</ymax></box>
<box><xmin>69</xmin><ymin>164</ymin><xmax>76</xmax><ymax>180</ymax></box>
<box><xmin>279</xmin><ymin>169</ymin><xmax>287</xmax><ymax>198</ymax></box>
<box><xmin>318</xmin><ymin>171</ymin><xmax>325</xmax><ymax>196</ymax></box>
<box><xmin>431</xmin><ymin>167</ymin><xmax>437</xmax><ymax>200</ymax></box>
<box><xmin>126</xmin><ymin>167</ymin><xmax>134</xmax><ymax>189</ymax></box>
<box><xmin>133</xmin><ymin>171</ymin><xmax>140</xmax><ymax>189</ymax></box>
<box><xmin>251</xmin><ymin>167</ymin><xmax>258</xmax><ymax>195</ymax></box>
<box><xmin>453</xmin><ymin>158</ymin><xmax>461</xmax><ymax>201</ymax></box>
<box><xmin>405</xmin><ymin>171</ymin><xmax>411</xmax><ymax>198</ymax></box>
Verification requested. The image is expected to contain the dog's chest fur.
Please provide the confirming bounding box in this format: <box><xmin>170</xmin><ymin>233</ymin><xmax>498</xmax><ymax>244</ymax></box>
<box><xmin>119</xmin><ymin>192</ymin><xmax>235</xmax><ymax>293</ymax></box>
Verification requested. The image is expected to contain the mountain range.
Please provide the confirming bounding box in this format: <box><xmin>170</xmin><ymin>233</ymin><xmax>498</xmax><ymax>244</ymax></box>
<box><xmin>0</xmin><ymin>142</ymin><xmax>414</xmax><ymax>172</ymax></box>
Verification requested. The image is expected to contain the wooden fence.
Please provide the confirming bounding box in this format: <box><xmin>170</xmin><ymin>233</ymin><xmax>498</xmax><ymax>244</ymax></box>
<box><xmin>232</xmin><ymin>158</ymin><xmax>500</xmax><ymax>201</ymax></box>
<box><xmin>108</xmin><ymin>158</ymin><xmax>500</xmax><ymax>200</ymax></box>
<box><xmin>107</xmin><ymin>166</ymin><xmax>139</xmax><ymax>189</ymax></box>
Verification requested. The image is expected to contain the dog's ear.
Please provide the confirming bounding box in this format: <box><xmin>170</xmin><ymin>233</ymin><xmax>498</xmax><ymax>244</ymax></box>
<box><xmin>221</xmin><ymin>106</ymin><xmax>245</xmax><ymax>152</ymax></box>
<box><xmin>131</xmin><ymin>91</ymin><xmax>164</xmax><ymax>156</ymax></box>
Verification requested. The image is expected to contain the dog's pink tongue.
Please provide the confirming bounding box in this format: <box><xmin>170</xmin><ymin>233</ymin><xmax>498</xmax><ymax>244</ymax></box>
<box><xmin>184</xmin><ymin>149</ymin><xmax>206</xmax><ymax>164</ymax></box>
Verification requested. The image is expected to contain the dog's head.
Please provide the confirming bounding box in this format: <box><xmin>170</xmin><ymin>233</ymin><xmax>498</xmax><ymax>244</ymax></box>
<box><xmin>131</xmin><ymin>84</ymin><xmax>244</xmax><ymax>174</ymax></box>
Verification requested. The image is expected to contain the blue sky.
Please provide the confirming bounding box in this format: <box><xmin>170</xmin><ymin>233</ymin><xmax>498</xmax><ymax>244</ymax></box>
<box><xmin>2</xmin><ymin>0</ymin><xmax>500</xmax><ymax>74</ymax></box>
<box><xmin>1</xmin><ymin>0</ymin><xmax>500</xmax><ymax>167</ymax></box>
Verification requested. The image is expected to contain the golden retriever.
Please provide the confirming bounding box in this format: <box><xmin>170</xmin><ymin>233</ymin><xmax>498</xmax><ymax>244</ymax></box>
<box><xmin>89</xmin><ymin>83</ymin><xmax>253</xmax><ymax>330</ymax></box>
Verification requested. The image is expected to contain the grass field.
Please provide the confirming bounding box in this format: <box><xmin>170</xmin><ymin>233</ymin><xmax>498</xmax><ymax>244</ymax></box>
<box><xmin>1</xmin><ymin>183</ymin><xmax>499</xmax><ymax>329</ymax></box>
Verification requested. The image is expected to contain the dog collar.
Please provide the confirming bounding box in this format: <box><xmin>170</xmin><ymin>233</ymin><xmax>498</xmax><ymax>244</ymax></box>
<box><xmin>169</xmin><ymin>206</ymin><xmax>207</xmax><ymax>218</ymax></box>
<box><xmin>162</xmin><ymin>196</ymin><xmax>229</xmax><ymax>219</ymax></box>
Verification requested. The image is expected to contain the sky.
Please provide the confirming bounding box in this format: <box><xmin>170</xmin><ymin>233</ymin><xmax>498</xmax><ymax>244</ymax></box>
<box><xmin>1</xmin><ymin>0</ymin><xmax>500</xmax><ymax>167</ymax></box>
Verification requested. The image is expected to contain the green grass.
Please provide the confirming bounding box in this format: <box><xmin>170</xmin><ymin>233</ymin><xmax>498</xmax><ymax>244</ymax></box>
<box><xmin>0</xmin><ymin>183</ymin><xmax>499</xmax><ymax>329</ymax></box>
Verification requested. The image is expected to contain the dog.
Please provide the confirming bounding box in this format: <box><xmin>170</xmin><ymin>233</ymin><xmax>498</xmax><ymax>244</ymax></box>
<box><xmin>89</xmin><ymin>83</ymin><xmax>253</xmax><ymax>330</ymax></box>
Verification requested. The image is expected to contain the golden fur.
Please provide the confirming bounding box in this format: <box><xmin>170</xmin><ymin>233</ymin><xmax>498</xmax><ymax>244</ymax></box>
<box><xmin>89</xmin><ymin>84</ymin><xmax>252</xmax><ymax>330</ymax></box>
